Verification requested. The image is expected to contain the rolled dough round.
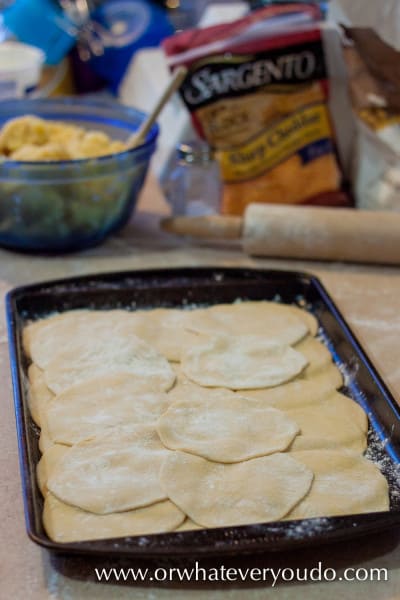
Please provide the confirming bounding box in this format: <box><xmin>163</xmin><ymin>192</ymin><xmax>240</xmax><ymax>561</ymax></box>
<box><xmin>27</xmin><ymin>363</ymin><xmax>54</xmax><ymax>427</ymax></box>
<box><xmin>24</xmin><ymin>309</ymin><xmax>134</xmax><ymax>368</ymax></box>
<box><xmin>289</xmin><ymin>305</ymin><xmax>319</xmax><ymax>336</ymax></box>
<box><xmin>157</xmin><ymin>395</ymin><xmax>299</xmax><ymax>462</ymax></box>
<box><xmin>47</xmin><ymin>426</ymin><xmax>170</xmax><ymax>514</ymax></box>
<box><xmin>44</xmin><ymin>333</ymin><xmax>175</xmax><ymax>395</ymax></box>
<box><xmin>181</xmin><ymin>335</ymin><xmax>308</xmax><ymax>389</ymax></box>
<box><xmin>295</xmin><ymin>336</ymin><xmax>333</xmax><ymax>377</ymax></box>
<box><xmin>167</xmin><ymin>365</ymin><xmax>219</xmax><ymax>404</ymax></box>
<box><xmin>286</xmin><ymin>393</ymin><xmax>368</xmax><ymax>453</ymax></box>
<box><xmin>128</xmin><ymin>307</ymin><xmax>202</xmax><ymax>362</ymax></box>
<box><xmin>241</xmin><ymin>365</ymin><xmax>343</xmax><ymax>409</ymax></box>
<box><xmin>160</xmin><ymin>451</ymin><xmax>313</xmax><ymax>527</ymax></box>
<box><xmin>43</xmin><ymin>493</ymin><xmax>185</xmax><ymax>543</ymax></box>
<box><xmin>37</xmin><ymin>444</ymin><xmax>69</xmax><ymax>495</ymax></box>
<box><xmin>286</xmin><ymin>450</ymin><xmax>389</xmax><ymax>519</ymax></box>
<box><xmin>45</xmin><ymin>375</ymin><xmax>171</xmax><ymax>445</ymax></box>
<box><xmin>184</xmin><ymin>301</ymin><xmax>310</xmax><ymax>344</ymax></box>
<box><xmin>39</xmin><ymin>424</ymin><xmax>54</xmax><ymax>454</ymax></box>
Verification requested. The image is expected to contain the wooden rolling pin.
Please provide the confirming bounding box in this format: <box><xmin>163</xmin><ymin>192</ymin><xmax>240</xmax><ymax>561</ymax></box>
<box><xmin>162</xmin><ymin>204</ymin><xmax>400</xmax><ymax>265</ymax></box>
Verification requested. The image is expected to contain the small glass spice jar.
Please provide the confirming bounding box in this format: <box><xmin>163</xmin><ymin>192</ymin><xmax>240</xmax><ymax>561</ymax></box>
<box><xmin>163</xmin><ymin>140</ymin><xmax>222</xmax><ymax>216</ymax></box>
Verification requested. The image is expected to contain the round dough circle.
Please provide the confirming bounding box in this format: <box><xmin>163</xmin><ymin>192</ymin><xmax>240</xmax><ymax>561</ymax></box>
<box><xmin>45</xmin><ymin>374</ymin><xmax>171</xmax><ymax>445</ymax></box>
<box><xmin>157</xmin><ymin>395</ymin><xmax>299</xmax><ymax>462</ymax></box>
<box><xmin>37</xmin><ymin>444</ymin><xmax>69</xmax><ymax>496</ymax></box>
<box><xmin>43</xmin><ymin>494</ymin><xmax>185</xmax><ymax>543</ymax></box>
<box><xmin>286</xmin><ymin>450</ymin><xmax>389</xmax><ymax>520</ymax></box>
<box><xmin>181</xmin><ymin>336</ymin><xmax>308</xmax><ymax>390</ymax></box>
<box><xmin>185</xmin><ymin>301</ymin><xmax>309</xmax><ymax>344</ymax></box>
<box><xmin>294</xmin><ymin>337</ymin><xmax>333</xmax><ymax>378</ymax></box>
<box><xmin>160</xmin><ymin>451</ymin><xmax>313</xmax><ymax>527</ymax></box>
<box><xmin>286</xmin><ymin>393</ymin><xmax>368</xmax><ymax>453</ymax></box>
<box><xmin>47</xmin><ymin>426</ymin><xmax>170</xmax><ymax>514</ymax></box>
<box><xmin>242</xmin><ymin>364</ymin><xmax>343</xmax><ymax>409</ymax></box>
<box><xmin>39</xmin><ymin>423</ymin><xmax>55</xmax><ymax>454</ymax></box>
<box><xmin>167</xmin><ymin>369</ymin><xmax>222</xmax><ymax>404</ymax></box>
<box><xmin>44</xmin><ymin>333</ymin><xmax>175</xmax><ymax>395</ymax></box>
<box><xmin>27</xmin><ymin>363</ymin><xmax>54</xmax><ymax>427</ymax></box>
<box><xmin>289</xmin><ymin>305</ymin><xmax>319</xmax><ymax>336</ymax></box>
<box><xmin>129</xmin><ymin>308</ymin><xmax>201</xmax><ymax>362</ymax></box>
<box><xmin>24</xmin><ymin>309</ymin><xmax>134</xmax><ymax>368</ymax></box>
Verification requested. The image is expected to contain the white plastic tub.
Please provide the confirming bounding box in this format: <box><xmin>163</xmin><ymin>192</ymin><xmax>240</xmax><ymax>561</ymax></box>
<box><xmin>0</xmin><ymin>41</ymin><xmax>44</xmax><ymax>99</ymax></box>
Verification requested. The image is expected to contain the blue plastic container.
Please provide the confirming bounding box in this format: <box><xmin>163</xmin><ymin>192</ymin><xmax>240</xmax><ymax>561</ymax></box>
<box><xmin>88</xmin><ymin>0</ymin><xmax>174</xmax><ymax>92</ymax></box>
<box><xmin>3</xmin><ymin>0</ymin><xmax>77</xmax><ymax>65</ymax></box>
<box><xmin>0</xmin><ymin>98</ymin><xmax>158</xmax><ymax>252</ymax></box>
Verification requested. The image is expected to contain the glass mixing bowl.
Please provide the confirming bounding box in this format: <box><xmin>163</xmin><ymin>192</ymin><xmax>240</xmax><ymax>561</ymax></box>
<box><xmin>0</xmin><ymin>98</ymin><xmax>158</xmax><ymax>252</ymax></box>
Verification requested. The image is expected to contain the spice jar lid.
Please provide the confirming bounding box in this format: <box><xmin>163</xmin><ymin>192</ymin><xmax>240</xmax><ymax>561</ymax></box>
<box><xmin>177</xmin><ymin>140</ymin><xmax>213</xmax><ymax>164</ymax></box>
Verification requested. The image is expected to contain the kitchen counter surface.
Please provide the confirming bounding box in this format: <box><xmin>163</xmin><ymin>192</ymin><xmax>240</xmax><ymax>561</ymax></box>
<box><xmin>1</xmin><ymin>176</ymin><xmax>400</xmax><ymax>599</ymax></box>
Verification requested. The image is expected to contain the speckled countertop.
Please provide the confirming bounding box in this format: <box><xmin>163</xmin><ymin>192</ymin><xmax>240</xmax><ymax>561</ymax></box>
<box><xmin>1</xmin><ymin>177</ymin><xmax>400</xmax><ymax>599</ymax></box>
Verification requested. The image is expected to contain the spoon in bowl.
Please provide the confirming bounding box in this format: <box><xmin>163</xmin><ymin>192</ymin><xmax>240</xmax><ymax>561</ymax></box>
<box><xmin>127</xmin><ymin>65</ymin><xmax>188</xmax><ymax>149</ymax></box>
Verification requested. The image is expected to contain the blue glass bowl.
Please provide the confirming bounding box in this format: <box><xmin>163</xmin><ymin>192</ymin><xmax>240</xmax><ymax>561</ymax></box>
<box><xmin>0</xmin><ymin>98</ymin><xmax>158</xmax><ymax>252</ymax></box>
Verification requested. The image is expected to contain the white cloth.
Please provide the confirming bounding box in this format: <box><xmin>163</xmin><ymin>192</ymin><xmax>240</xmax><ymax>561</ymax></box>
<box><xmin>329</xmin><ymin>0</ymin><xmax>400</xmax><ymax>49</ymax></box>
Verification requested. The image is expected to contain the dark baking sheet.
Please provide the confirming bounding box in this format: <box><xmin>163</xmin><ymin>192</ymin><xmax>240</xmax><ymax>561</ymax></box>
<box><xmin>6</xmin><ymin>266</ymin><xmax>400</xmax><ymax>558</ymax></box>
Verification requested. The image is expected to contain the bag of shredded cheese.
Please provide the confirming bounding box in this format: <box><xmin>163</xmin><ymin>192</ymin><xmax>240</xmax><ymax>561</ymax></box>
<box><xmin>163</xmin><ymin>4</ymin><xmax>344</xmax><ymax>215</ymax></box>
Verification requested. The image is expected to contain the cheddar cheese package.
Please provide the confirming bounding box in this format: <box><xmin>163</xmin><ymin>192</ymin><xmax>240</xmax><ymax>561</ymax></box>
<box><xmin>164</xmin><ymin>5</ymin><xmax>344</xmax><ymax>215</ymax></box>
